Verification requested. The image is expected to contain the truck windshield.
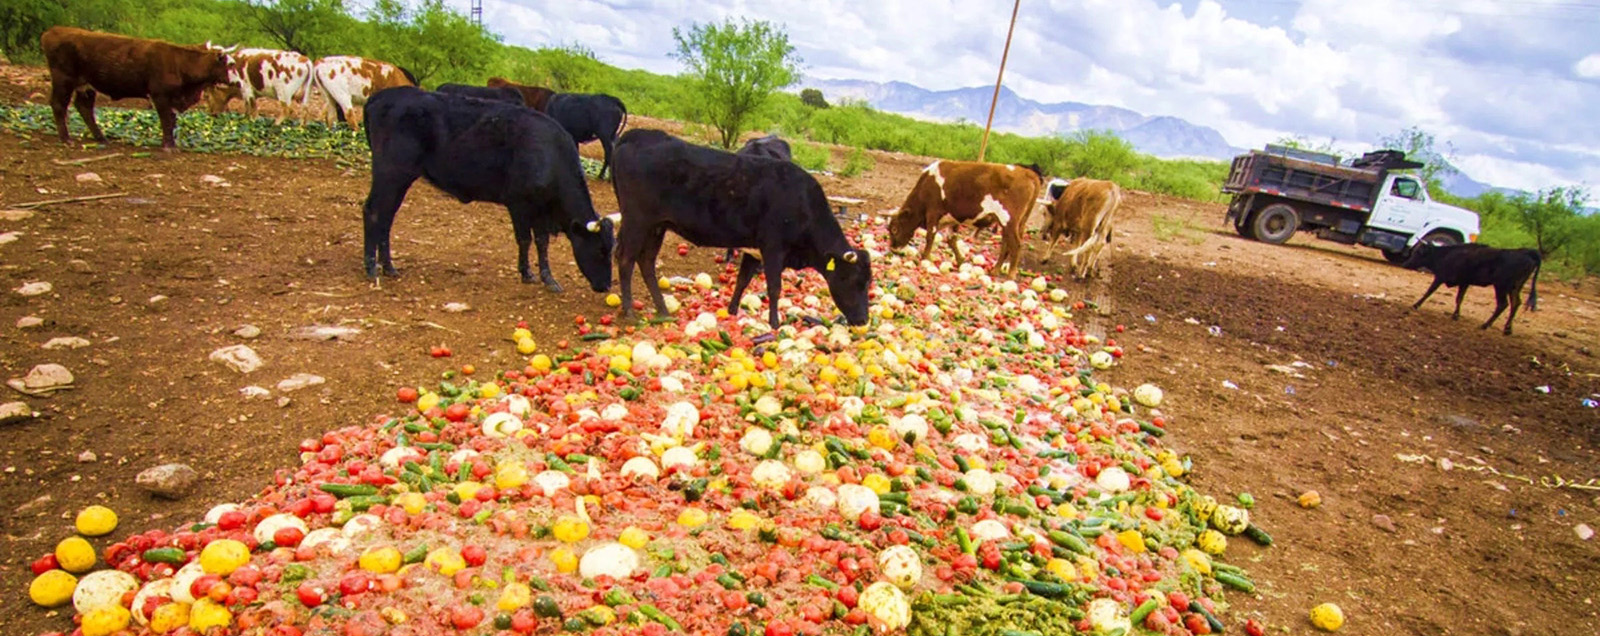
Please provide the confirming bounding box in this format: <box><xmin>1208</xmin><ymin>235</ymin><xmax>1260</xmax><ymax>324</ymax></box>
<box><xmin>1391</xmin><ymin>179</ymin><xmax>1422</xmax><ymax>200</ymax></box>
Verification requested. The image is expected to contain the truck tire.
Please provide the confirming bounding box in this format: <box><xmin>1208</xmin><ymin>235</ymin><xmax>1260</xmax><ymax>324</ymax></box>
<box><xmin>1232</xmin><ymin>210</ymin><xmax>1255</xmax><ymax>238</ymax></box>
<box><xmin>1250</xmin><ymin>204</ymin><xmax>1299</xmax><ymax>244</ymax></box>
<box><xmin>1381</xmin><ymin>249</ymin><xmax>1410</xmax><ymax>264</ymax></box>
<box><xmin>1381</xmin><ymin>231</ymin><xmax>1461</xmax><ymax>265</ymax></box>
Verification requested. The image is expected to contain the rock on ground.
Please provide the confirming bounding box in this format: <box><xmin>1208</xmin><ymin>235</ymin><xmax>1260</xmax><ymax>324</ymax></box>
<box><xmin>276</xmin><ymin>373</ymin><xmax>326</xmax><ymax>392</ymax></box>
<box><xmin>136</xmin><ymin>463</ymin><xmax>199</xmax><ymax>499</ymax></box>
<box><xmin>210</xmin><ymin>345</ymin><xmax>263</xmax><ymax>374</ymax></box>
<box><xmin>42</xmin><ymin>336</ymin><xmax>92</xmax><ymax>350</ymax></box>
<box><xmin>14</xmin><ymin>281</ymin><xmax>52</xmax><ymax>297</ymax></box>
<box><xmin>233</xmin><ymin>324</ymin><xmax>262</xmax><ymax>339</ymax></box>
<box><xmin>1</xmin><ymin>401</ymin><xmax>37</xmax><ymax>425</ymax></box>
<box><xmin>288</xmin><ymin>325</ymin><xmax>360</xmax><ymax>341</ymax></box>
<box><xmin>7</xmin><ymin>363</ymin><xmax>75</xmax><ymax>397</ymax></box>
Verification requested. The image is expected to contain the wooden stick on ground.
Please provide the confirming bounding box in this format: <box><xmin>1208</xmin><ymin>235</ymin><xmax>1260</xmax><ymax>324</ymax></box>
<box><xmin>10</xmin><ymin>192</ymin><xmax>128</xmax><ymax>209</ymax></box>
<box><xmin>50</xmin><ymin>153</ymin><xmax>123</xmax><ymax>166</ymax></box>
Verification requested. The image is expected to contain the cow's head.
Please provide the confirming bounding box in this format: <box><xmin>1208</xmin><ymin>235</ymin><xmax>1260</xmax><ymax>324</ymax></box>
<box><xmin>568</xmin><ymin>217</ymin><xmax>617</xmax><ymax>292</ymax></box>
<box><xmin>1401</xmin><ymin>242</ymin><xmax>1439</xmax><ymax>271</ymax></box>
<box><xmin>820</xmin><ymin>249</ymin><xmax>873</xmax><ymax>326</ymax></box>
<box><xmin>885</xmin><ymin>207</ymin><xmax>922</xmax><ymax>250</ymax></box>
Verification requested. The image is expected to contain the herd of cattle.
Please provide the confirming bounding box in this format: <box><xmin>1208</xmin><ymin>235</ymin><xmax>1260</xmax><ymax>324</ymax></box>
<box><xmin>31</xmin><ymin>26</ymin><xmax>1545</xmax><ymax>333</ymax></box>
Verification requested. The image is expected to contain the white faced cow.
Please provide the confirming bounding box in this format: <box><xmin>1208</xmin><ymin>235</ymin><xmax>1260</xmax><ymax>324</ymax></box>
<box><xmin>1040</xmin><ymin>178</ymin><xmax>1125</xmax><ymax>279</ymax></box>
<box><xmin>884</xmin><ymin>160</ymin><xmax>1043</xmax><ymax>277</ymax></box>
<box><xmin>201</xmin><ymin>43</ymin><xmax>314</xmax><ymax>123</ymax></box>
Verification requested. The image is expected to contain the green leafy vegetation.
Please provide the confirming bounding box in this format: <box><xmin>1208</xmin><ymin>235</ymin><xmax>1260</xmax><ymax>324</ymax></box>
<box><xmin>671</xmin><ymin>18</ymin><xmax>801</xmax><ymax>149</ymax></box>
<box><xmin>0</xmin><ymin>103</ymin><xmax>369</xmax><ymax>163</ymax></box>
<box><xmin>1438</xmin><ymin>187</ymin><xmax>1599</xmax><ymax>280</ymax></box>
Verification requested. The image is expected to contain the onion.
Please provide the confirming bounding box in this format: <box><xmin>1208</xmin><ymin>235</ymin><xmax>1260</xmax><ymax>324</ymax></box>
<box><xmin>739</xmin><ymin>428</ymin><xmax>774</xmax><ymax>456</ymax></box>
<box><xmin>970</xmin><ymin>519</ymin><xmax>1010</xmax><ymax>544</ymax></box>
<box><xmin>252</xmin><ymin>513</ymin><xmax>308</xmax><ymax>545</ymax></box>
<box><xmin>503</xmin><ymin>394</ymin><xmax>532</xmax><ymax>417</ymax></box>
<box><xmin>661</xmin><ymin>402</ymin><xmax>699</xmax><ymax>438</ymax></box>
<box><xmin>1095</xmin><ymin>466</ymin><xmax>1131</xmax><ymax>493</ymax></box>
<box><xmin>804</xmin><ymin>486</ymin><xmax>837</xmax><ymax>511</ymax></box>
<box><xmin>480</xmin><ymin>412</ymin><xmax>522</xmax><ymax>438</ymax></box>
<box><xmin>751</xmin><ymin>460</ymin><xmax>792</xmax><ymax>490</ymax></box>
<box><xmin>578</xmin><ymin>543</ymin><xmax>640</xmax><ymax>580</ymax></box>
<box><xmin>533</xmin><ymin>470</ymin><xmax>571</xmax><ymax>496</ymax></box>
<box><xmin>620</xmin><ymin>457</ymin><xmax>660</xmax><ymax>480</ymax></box>
<box><xmin>837</xmin><ymin>484</ymin><xmax>879</xmax><ymax>519</ymax></box>
<box><xmin>660</xmin><ymin>446</ymin><xmax>698</xmax><ymax>471</ymax></box>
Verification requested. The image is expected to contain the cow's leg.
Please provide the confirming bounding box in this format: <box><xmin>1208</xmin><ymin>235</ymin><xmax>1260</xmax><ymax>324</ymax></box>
<box><xmin>637</xmin><ymin>231</ymin><xmax>671</xmax><ymax>317</ymax></box>
<box><xmin>945</xmin><ymin>230</ymin><xmax>966</xmax><ymax>265</ymax></box>
<box><xmin>362</xmin><ymin>169</ymin><xmax>418</xmax><ymax>279</ymax></box>
<box><xmin>919</xmin><ymin>226</ymin><xmax>939</xmax><ymax>263</ymax></box>
<box><xmin>73</xmin><ymin>89</ymin><xmax>108</xmax><ymax>143</ymax></box>
<box><xmin>598</xmin><ymin>134</ymin><xmax>615</xmax><ymax>180</ymax></box>
<box><xmin>49</xmin><ymin>78</ymin><xmax>76</xmax><ymax>143</ymax></box>
<box><xmin>729</xmin><ymin>253</ymin><xmax>763</xmax><ymax>317</ymax></box>
<box><xmin>1411</xmin><ymin>279</ymin><xmax>1445</xmax><ymax>310</ymax></box>
<box><xmin>761</xmin><ymin>253</ymin><xmax>787</xmax><ymax>328</ymax></box>
<box><xmin>1502</xmin><ymin>286</ymin><xmax>1523</xmax><ymax>335</ymax></box>
<box><xmin>533</xmin><ymin>231</ymin><xmax>563</xmax><ymax>292</ymax></box>
<box><xmin>1481</xmin><ymin>287</ymin><xmax>1510</xmax><ymax>331</ymax></box>
<box><xmin>1451</xmin><ymin>286</ymin><xmax>1469</xmax><ymax>320</ymax></box>
<box><xmin>617</xmin><ymin>244</ymin><xmax>639</xmax><ymax>323</ymax></box>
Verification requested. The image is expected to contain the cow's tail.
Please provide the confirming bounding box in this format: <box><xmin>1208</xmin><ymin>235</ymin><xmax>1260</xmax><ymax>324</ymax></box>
<box><xmin>1059</xmin><ymin>186</ymin><xmax>1122</xmax><ymax>259</ymax></box>
<box><xmin>613</xmin><ymin>96</ymin><xmax>629</xmax><ymax>137</ymax></box>
<box><xmin>1527</xmin><ymin>251</ymin><xmax>1541</xmax><ymax>312</ymax></box>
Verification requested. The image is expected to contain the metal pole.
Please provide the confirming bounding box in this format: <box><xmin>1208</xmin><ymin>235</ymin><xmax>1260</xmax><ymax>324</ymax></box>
<box><xmin>978</xmin><ymin>0</ymin><xmax>1022</xmax><ymax>163</ymax></box>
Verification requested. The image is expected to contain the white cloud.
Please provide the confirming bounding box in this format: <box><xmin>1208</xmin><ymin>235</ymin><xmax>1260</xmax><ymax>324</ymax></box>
<box><xmin>479</xmin><ymin>0</ymin><xmax>1599</xmax><ymax>191</ymax></box>
<box><xmin>1577</xmin><ymin>53</ymin><xmax>1600</xmax><ymax>79</ymax></box>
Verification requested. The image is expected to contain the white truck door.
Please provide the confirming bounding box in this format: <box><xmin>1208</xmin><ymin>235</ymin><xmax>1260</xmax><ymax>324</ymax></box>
<box><xmin>1367</xmin><ymin>176</ymin><xmax>1430</xmax><ymax>235</ymax></box>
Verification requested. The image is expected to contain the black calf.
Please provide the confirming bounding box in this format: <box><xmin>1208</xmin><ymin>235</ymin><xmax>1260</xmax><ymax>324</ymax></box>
<box><xmin>1403</xmin><ymin>243</ymin><xmax>1541</xmax><ymax>335</ymax></box>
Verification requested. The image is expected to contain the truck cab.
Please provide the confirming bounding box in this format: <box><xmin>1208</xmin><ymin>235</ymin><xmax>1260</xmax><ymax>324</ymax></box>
<box><xmin>1220</xmin><ymin>146</ymin><xmax>1480</xmax><ymax>263</ymax></box>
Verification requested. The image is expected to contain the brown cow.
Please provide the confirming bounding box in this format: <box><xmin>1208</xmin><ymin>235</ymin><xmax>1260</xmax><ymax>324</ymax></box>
<box><xmin>886</xmin><ymin>160</ymin><xmax>1043</xmax><ymax>277</ymax></box>
<box><xmin>1040</xmin><ymin>178</ymin><xmax>1124</xmax><ymax>278</ymax></box>
<box><xmin>200</xmin><ymin>45</ymin><xmax>315</xmax><ymax>123</ymax></box>
<box><xmin>40</xmin><ymin>27</ymin><xmax>229</xmax><ymax>150</ymax></box>
<box><xmin>312</xmin><ymin>56</ymin><xmax>416</xmax><ymax>128</ymax></box>
<box><xmin>486</xmin><ymin>77</ymin><xmax>555</xmax><ymax>111</ymax></box>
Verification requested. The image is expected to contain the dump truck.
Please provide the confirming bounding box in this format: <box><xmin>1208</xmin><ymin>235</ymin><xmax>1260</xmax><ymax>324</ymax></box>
<box><xmin>1221</xmin><ymin>145</ymin><xmax>1480</xmax><ymax>262</ymax></box>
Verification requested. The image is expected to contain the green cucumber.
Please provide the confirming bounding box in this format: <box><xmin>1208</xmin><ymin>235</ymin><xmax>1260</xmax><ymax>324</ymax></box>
<box><xmin>1215</xmin><ymin>571</ymin><xmax>1256</xmax><ymax>593</ymax></box>
<box><xmin>1129</xmin><ymin>598</ymin><xmax>1160</xmax><ymax>624</ymax></box>
<box><xmin>318</xmin><ymin>483</ymin><xmax>379</xmax><ymax>498</ymax></box>
<box><xmin>1242</xmin><ymin>524</ymin><xmax>1274</xmax><ymax>546</ymax></box>
<box><xmin>141</xmin><ymin>547</ymin><xmax>187</xmax><ymax>565</ymax></box>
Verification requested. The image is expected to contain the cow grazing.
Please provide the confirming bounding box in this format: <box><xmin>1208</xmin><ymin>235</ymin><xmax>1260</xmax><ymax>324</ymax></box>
<box><xmin>1402</xmin><ymin>243</ymin><xmax>1541</xmax><ymax>335</ymax></box>
<box><xmin>737</xmin><ymin>134</ymin><xmax>793</xmax><ymax>162</ymax></box>
<box><xmin>486</xmin><ymin>78</ymin><xmax>554</xmax><ymax>111</ymax></box>
<box><xmin>361</xmin><ymin>86</ymin><xmax>615</xmax><ymax>293</ymax></box>
<box><xmin>436</xmin><ymin>83</ymin><xmax>524</xmax><ymax>105</ymax></box>
<box><xmin>313</xmin><ymin>56</ymin><xmax>416</xmax><ymax>127</ymax></box>
<box><xmin>40</xmin><ymin>27</ymin><xmax>229</xmax><ymax>150</ymax></box>
<box><xmin>885</xmin><ymin>160</ymin><xmax>1043</xmax><ymax>276</ymax></box>
<box><xmin>611</xmin><ymin>129</ymin><xmax>872</xmax><ymax>327</ymax></box>
<box><xmin>543</xmin><ymin>93</ymin><xmax>628</xmax><ymax>179</ymax></box>
<box><xmin>1040</xmin><ymin>178</ymin><xmax>1125</xmax><ymax>278</ymax></box>
<box><xmin>199</xmin><ymin>44</ymin><xmax>314</xmax><ymax>123</ymax></box>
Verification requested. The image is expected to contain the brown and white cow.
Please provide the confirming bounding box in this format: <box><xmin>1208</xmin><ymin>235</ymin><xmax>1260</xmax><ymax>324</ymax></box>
<box><xmin>312</xmin><ymin>56</ymin><xmax>416</xmax><ymax>127</ymax></box>
<box><xmin>40</xmin><ymin>26</ymin><xmax>229</xmax><ymax>150</ymax></box>
<box><xmin>200</xmin><ymin>44</ymin><xmax>315</xmax><ymax>123</ymax></box>
<box><xmin>1040</xmin><ymin>178</ymin><xmax>1125</xmax><ymax>279</ymax></box>
<box><xmin>885</xmin><ymin>160</ymin><xmax>1043</xmax><ymax>277</ymax></box>
<box><xmin>485</xmin><ymin>77</ymin><xmax>555</xmax><ymax>111</ymax></box>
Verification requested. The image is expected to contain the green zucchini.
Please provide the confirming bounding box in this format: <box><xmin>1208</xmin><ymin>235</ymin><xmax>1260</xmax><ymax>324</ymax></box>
<box><xmin>1242</xmin><ymin>524</ymin><xmax>1274</xmax><ymax>546</ymax></box>
<box><xmin>318</xmin><ymin>483</ymin><xmax>379</xmax><ymax>498</ymax></box>
<box><xmin>1214</xmin><ymin>571</ymin><xmax>1256</xmax><ymax>594</ymax></box>
<box><xmin>141</xmin><ymin>547</ymin><xmax>187</xmax><ymax>565</ymax></box>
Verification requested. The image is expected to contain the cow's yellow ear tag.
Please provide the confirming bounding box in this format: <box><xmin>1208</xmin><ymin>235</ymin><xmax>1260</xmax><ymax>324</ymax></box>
<box><xmin>826</xmin><ymin>258</ymin><xmax>836</xmax><ymax>271</ymax></box>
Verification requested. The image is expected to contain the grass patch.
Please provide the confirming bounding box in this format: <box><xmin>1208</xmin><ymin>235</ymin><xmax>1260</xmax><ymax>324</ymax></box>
<box><xmin>1150</xmin><ymin>213</ymin><xmax>1206</xmax><ymax>245</ymax></box>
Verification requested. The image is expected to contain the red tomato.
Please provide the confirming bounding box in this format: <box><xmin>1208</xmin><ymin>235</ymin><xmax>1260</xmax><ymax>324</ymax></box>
<box><xmin>677</xmin><ymin>245</ymin><xmax>690</xmax><ymax>257</ymax></box>
<box><xmin>1245</xmin><ymin>619</ymin><xmax>1266</xmax><ymax>636</ymax></box>
<box><xmin>228</xmin><ymin>566</ymin><xmax>263</xmax><ymax>588</ymax></box>
<box><xmin>295</xmin><ymin>582</ymin><xmax>327</xmax><ymax>607</ymax></box>
<box><xmin>396</xmin><ymin>387</ymin><xmax>419</xmax><ymax>403</ymax></box>
<box><xmin>449</xmin><ymin>604</ymin><xmax>484</xmax><ymax>630</ymax></box>
<box><xmin>510</xmin><ymin>610</ymin><xmax>538</xmax><ymax>633</ymax></box>
<box><xmin>1184</xmin><ymin>613</ymin><xmax>1213</xmax><ymax>634</ymax></box>
<box><xmin>765</xmin><ymin>620</ymin><xmax>796</xmax><ymax>636</ymax></box>
<box><xmin>190</xmin><ymin>574</ymin><xmax>222</xmax><ymax>599</ymax></box>
<box><xmin>430</xmin><ymin>346</ymin><xmax>452</xmax><ymax>358</ymax></box>
<box><xmin>30</xmin><ymin>554</ymin><xmax>58</xmax><ymax>575</ymax></box>
<box><xmin>206</xmin><ymin>581</ymin><xmax>232</xmax><ymax>602</ymax></box>
<box><xmin>1144</xmin><ymin>610</ymin><xmax>1172</xmax><ymax>631</ymax></box>
<box><xmin>461</xmin><ymin>544</ymin><xmax>488</xmax><ymax>567</ymax></box>
<box><xmin>310</xmin><ymin>493</ymin><xmax>337</xmax><ymax>514</ymax></box>
<box><xmin>216</xmin><ymin>510</ymin><xmax>247</xmax><ymax>531</ymax></box>
<box><xmin>273</xmin><ymin>526</ymin><xmax>305</xmax><ymax>547</ymax></box>
<box><xmin>835</xmin><ymin>585</ymin><xmax>859</xmax><ymax>608</ymax></box>
<box><xmin>721</xmin><ymin>589</ymin><xmax>749</xmax><ymax>611</ymax></box>
<box><xmin>599</xmin><ymin>314</ymin><xmax>614</xmax><ymax>326</ymax></box>
<box><xmin>338</xmin><ymin>572</ymin><xmax>370</xmax><ymax>596</ymax></box>
<box><xmin>460</xmin><ymin>364</ymin><xmax>475</xmax><ymax>376</ymax></box>
<box><xmin>444</xmin><ymin>403</ymin><xmax>471</xmax><ymax>422</ymax></box>
<box><xmin>856</xmin><ymin>511</ymin><xmax>883</xmax><ymax>531</ymax></box>
<box><xmin>298</xmin><ymin>438</ymin><xmax>323</xmax><ymax>453</ymax></box>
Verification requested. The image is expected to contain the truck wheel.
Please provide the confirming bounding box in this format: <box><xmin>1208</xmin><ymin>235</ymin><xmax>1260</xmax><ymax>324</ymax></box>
<box><xmin>1381</xmin><ymin>249</ymin><xmax>1410</xmax><ymax>264</ymax></box>
<box><xmin>1250</xmin><ymin>204</ymin><xmax>1299</xmax><ymax>244</ymax></box>
<box><xmin>1232</xmin><ymin>211</ymin><xmax>1255</xmax><ymax>238</ymax></box>
<box><xmin>1419</xmin><ymin>230</ymin><xmax>1461</xmax><ymax>247</ymax></box>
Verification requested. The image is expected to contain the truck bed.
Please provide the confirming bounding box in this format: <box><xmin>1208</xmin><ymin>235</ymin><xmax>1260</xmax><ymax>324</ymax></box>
<box><xmin>1223</xmin><ymin>150</ymin><xmax>1382</xmax><ymax>211</ymax></box>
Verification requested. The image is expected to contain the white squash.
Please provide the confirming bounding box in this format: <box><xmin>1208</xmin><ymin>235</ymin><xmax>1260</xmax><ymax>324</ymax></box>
<box><xmin>1089</xmin><ymin>351</ymin><xmax>1115</xmax><ymax>369</ymax></box>
<box><xmin>380</xmin><ymin>444</ymin><xmax>426</xmax><ymax>469</ymax></box>
<box><xmin>963</xmin><ymin>468</ymin><xmax>998</xmax><ymax>496</ymax></box>
<box><xmin>1087</xmin><ymin>598</ymin><xmax>1131</xmax><ymax>634</ymax></box>
<box><xmin>74</xmin><ymin>569</ymin><xmax>139</xmax><ymax>614</ymax></box>
<box><xmin>951</xmin><ymin>433</ymin><xmax>988</xmax><ymax>455</ymax></box>
<box><xmin>970</xmin><ymin>519</ymin><xmax>1010</xmax><ymax>544</ymax></box>
<box><xmin>341</xmin><ymin>513</ymin><xmax>383</xmax><ymax>537</ymax></box>
<box><xmin>753</xmin><ymin>394</ymin><xmax>783</xmax><ymax>417</ymax></box>
<box><xmin>168</xmin><ymin>562</ymin><xmax>205</xmax><ymax>604</ymax></box>
<box><xmin>533</xmin><ymin>470</ymin><xmax>571</xmax><ymax>496</ymax></box>
<box><xmin>792</xmin><ymin>449</ymin><xmax>826</xmax><ymax>474</ymax></box>
<box><xmin>1095</xmin><ymin>466</ymin><xmax>1131</xmax><ymax>493</ymax></box>
<box><xmin>601</xmin><ymin>403</ymin><xmax>629</xmax><ymax>421</ymax></box>
<box><xmin>1210</xmin><ymin>505</ymin><xmax>1251</xmax><ymax>535</ymax></box>
<box><xmin>660</xmin><ymin>401</ymin><xmax>700</xmax><ymax>438</ymax></box>
<box><xmin>299</xmin><ymin>528</ymin><xmax>349</xmax><ymax>554</ymax></box>
<box><xmin>751</xmin><ymin>460</ymin><xmax>793</xmax><ymax>490</ymax></box>
<box><xmin>503</xmin><ymin>394</ymin><xmax>532</xmax><ymax>417</ymax></box>
<box><xmin>804</xmin><ymin>486</ymin><xmax>837</xmax><ymax>511</ymax></box>
<box><xmin>1133</xmin><ymin>384</ymin><xmax>1163</xmax><ymax>408</ymax></box>
<box><xmin>661</xmin><ymin>446</ymin><xmax>698</xmax><ymax>471</ymax></box>
<box><xmin>739</xmin><ymin>428</ymin><xmax>774</xmax><ymax>456</ymax></box>
<box><xmin>203</xmin><ymin>503</ymin><xmax>240</xmax><ymax>525</ymax></box>
<box><xmin>889</xmin><ymin>414</ymin><xmax>929</xmax><ymax>443</ymax></box>
<box><xmin>578</xmin><ymin>543</ymin><xmax>640</xmax><ymax>580</ymax></box>
<box><xmin>129</xmin><ymin>578</ymin><xmax>174</xmax><ymax>625</ymax></box>
<box><xmin>876</xmin><ymin>545</ymin><xmax>922</xmax><ymax>589</ymax></box>
<box><xmin>859</xmin><ymin>581</ymin><xmax>911</xmax><ymax>632</ymax></box>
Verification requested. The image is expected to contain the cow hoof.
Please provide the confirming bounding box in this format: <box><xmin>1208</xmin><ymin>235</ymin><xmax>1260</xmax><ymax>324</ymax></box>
<box><xmin>543</xmin><ymin>281</ymin><xmax>564</xmax><ymax>293</ymax></box>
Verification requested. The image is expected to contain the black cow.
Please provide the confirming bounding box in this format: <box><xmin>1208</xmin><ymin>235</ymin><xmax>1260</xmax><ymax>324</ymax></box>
<box><xmin>1403</xmin><ymin>243</ymin><xmax>1541</xmax><ymax>335</ymax></box>
<box><xmin>611</xmin><ymin>129</ymin><xmax>872</xmax><ymax>327</ymax></box>
<box><xmin>543</xmin><ymin>93</ymin><xmax>628</xmax><ymax>179</ymax></box>
<box><xmin>435</xmin><ymin>83</ymin><xmax>524</xmax><ymax>105</ymax></box>
<box><xmin>361</xmin><ymin>86</ymin><xmax>615</xmax><ymax>293</ymax></box>
<box><xmin>737</xmin><ymin>134</ymin><xmax>793</xmax><ymax>162</ymax></box>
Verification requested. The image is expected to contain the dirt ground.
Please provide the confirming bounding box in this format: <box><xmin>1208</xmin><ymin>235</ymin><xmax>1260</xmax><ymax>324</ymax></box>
<box><xmin>2</xmin><ymin>62</ymin><xmax>1598</xmax><ymax>635</ymax></box>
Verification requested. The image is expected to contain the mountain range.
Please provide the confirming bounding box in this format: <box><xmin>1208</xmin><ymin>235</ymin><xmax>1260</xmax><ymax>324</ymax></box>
<box><xmin>802</xmin><ymin>78</ymin><xmax>1501</xmax><ymax>198</ymax></box>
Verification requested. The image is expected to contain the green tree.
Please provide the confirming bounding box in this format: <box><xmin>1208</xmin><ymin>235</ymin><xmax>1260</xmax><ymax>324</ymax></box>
<box><xmin>1062</xmin><ymin>130</ymin><xmax>1139</xmax><ymax>180</ymax></box>
<box><xmin>1272</xmin><ymin>134</ymin><xmax>1337</xmax><ymax>154</ymax></box>
<box><xmin>245</xmin><ymin>0</ymin><xmax>349</xmax><ymax>58</ymax></box>
<box><xmin>1</xmin><ymin>0</ymin><xmax>124</xmax><ymax>63</ymax></box>
<box><xmin>800</xmin><ymin>88</ymin><xmax>829</xmax><ymax>109</ymax></box>
<box><xmin>672</xmin><ymin>18</ymin><xmax>802</xmax><ymax>148</ymax></box>
<box><xmin>528</xmin><ymin>44</ymin><xmax>606</xmax><ymax>91</ymax></box>
<box><xmin>364</xmin><ymin>0</ymin><xmax>499</xmax><ymax>85</ymax></box>
<box><xmin>1378</xmin><ymin>125</ymin><xmax>1456</xmax><ymax>188</ymax></box>
<box><xmin>1510</xmin><ymin>186</ymin><xmax>1588</xmax><ymax>257</ymax></box>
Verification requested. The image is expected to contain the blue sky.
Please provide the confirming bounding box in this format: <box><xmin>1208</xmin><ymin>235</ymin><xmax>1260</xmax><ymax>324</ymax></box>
<box><xmin>477</xmin><ymin>0</ymin><xmax>1600</xmax><ymax>192</ymax></box>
